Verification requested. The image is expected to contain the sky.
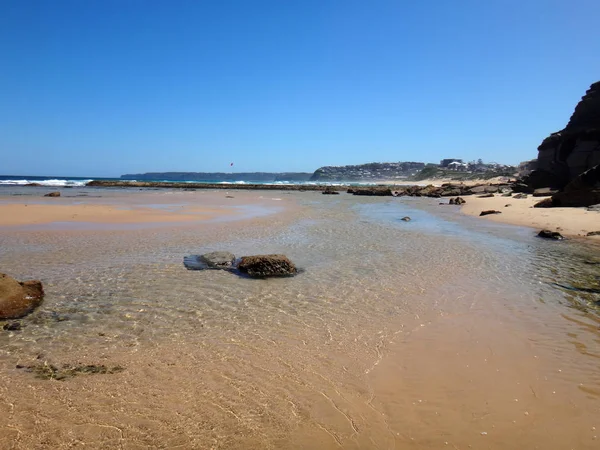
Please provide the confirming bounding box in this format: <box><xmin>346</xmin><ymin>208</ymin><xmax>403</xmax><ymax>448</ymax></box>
<box><xmin>1</xmin><ymin>0</ymin><xmax>599</xmax><ymax>177</ymax></box>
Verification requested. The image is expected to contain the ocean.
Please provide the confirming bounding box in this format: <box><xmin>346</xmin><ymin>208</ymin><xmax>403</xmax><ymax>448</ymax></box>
<box><xmin>0</xmin><ymin>186</ymin><xmax>599</xmax><ymax>448</ymax></box>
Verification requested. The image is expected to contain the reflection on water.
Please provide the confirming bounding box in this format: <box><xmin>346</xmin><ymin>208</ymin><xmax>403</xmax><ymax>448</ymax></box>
<box><xmin>0</xmin><ymin>191</ymin><xmax>599</xmax><ymax>448</ymax></box>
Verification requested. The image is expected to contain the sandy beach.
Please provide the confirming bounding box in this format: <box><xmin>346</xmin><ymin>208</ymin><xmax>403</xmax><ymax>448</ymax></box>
<box><xmin>460</xmin><ymin>194</ymin><xmax>600</xmax><ymax>239</ymax></box>
<box><xmin>0</xmin><ymin>190</ymin><xmax>292</xmax><ymax>228</ymax></box>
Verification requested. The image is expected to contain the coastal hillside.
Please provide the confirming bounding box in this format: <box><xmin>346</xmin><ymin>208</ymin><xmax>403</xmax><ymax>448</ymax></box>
<box><xmin>120</xmin><ymin>172</ymin><xmax>312</xmax><ymax>182</ymax></box>
<box><xmin>310</xmin><ymin>162</ymin><xmax>425</xmax><ymax>181</ymax></box>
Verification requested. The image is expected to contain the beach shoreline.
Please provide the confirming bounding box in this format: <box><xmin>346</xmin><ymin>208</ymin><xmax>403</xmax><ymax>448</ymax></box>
<box><xmin>460</xmin><ymin>194</ymin><xmax>600</xmax><ymax>240</ymax></box>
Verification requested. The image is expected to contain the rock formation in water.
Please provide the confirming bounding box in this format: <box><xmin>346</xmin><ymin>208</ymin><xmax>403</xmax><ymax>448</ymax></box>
<box><xmin>0</xmin><ymin>273</ymin><xmax>44</xmax><ymax>320</ymax></box>
<box><xmin>528</xmin><ymin>81</ymin><xmax>600</xmax><ymax>189</ymax></box>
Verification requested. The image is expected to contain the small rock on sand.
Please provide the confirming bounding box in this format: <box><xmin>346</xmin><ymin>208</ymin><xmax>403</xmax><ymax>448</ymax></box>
<box><xmin>537</xmin><ymin>230</ymin><xmax>564</xmax><ymax>240</ymax></box>
<box><xmin>479</xmin><ymin>210</ymin><xmax>501</xmax><ymax>216</ymax></box>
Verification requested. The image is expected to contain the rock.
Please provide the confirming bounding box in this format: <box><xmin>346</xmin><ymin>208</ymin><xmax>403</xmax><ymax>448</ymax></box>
<box><xmin>400</xmin><ymin>216</ymin><xmax>411</xmax><ymax>221</ymax></box>
<box><xmin>533</xmin><ymin>198</ymin><xmax>554</xmax><ymax>208</ymax></box>
<box><xmin>448</xmin><ymin>196</ymin><xmax>466</xmax><ymax>205</ymax></box>
<box><xmin>501</xmin><ymin>192</ymin><xmax>513</xmax><ymax>197</ymax></box>
<box><xmin>470</xmin><ymin>185</ymin><xmax>499</xmax><ymax>194</ymax></box>
<box><xmin>351</xmin><ymin>187</ymin><xmax>395</xmax><ymax>196</ymax></box>
<box><xmin>587</xmin><ymin>204</ymin><xmax>600</xmax><ymax>211</ymax></box>
<box><xmin>237</xmin><ymin>255</ymin><xmax>297</xmax><ymax>278</ymax></box>
<box><xmin>0</xmin><ymin>274</ymin><xmax>44</xmax><ymax>320</ymax></box>
<box><xmin>545</xmin><ymin>188</ymin><xmax>600</xmax><ymax>207</ymax></box>
<box><xmin>537</xmin><ymin>230</ymin><xmax>564</xmax><ymax>240</ymax></box>
<box><xmin>533</xmin><ymin>187</ymin><xmax>559</xmax><ymax>197</ymax></box>
<box><xmin>479</xmin><ymin>210</ymin><xmax>501</xmax><ymax>216</ymax></box>
<box><xmin>511</xmin><ymin>183</ymin><xmax>534</xmax><ymax>194</ymax></box>
<box><xmin>586</xmin><ymin>231</ymin><xmax>600</xmax><ymax>236</ymax></box>
<box><xmin>184</xmin><ymin>252</ymin><xmax>235</xmax><ymax>270</ymax></box>
<box><xmin>477</xmin><ymin>193</ymin><xmax>495</xmax><ymax>198</ymax></box>
<box><xmin>225</xmin><ymin>195</ymin><xmax>234</xmax><ymax>198</ymax></box>
<box><xmin>505</xmin><ymin>204</ymin><xmax>512</xmax><ymax>207</ymax></box>
<box><xmin>44</xmin><ymin>191</ymin><xmax>60</xmax><ymax>197</ymax></box>
<box><xmin>513</xmin><ymin>193</ymin><xmax>528</xmax><ymax>199</ymax></box>
<box><xmin>25</xmin><ymin>183</ymin><xmax>41</xmax><ymax>187</ymax></box>
<box><xmin>3</xmin><ymin>321</ymin><xmax>22</xmax><ymax>331</ymax></box>
<box><xmin>200</xmin><ymin>251</ymin><xmax>235</xmax><ymax>269</ymax></box>
<box><xmin>527</xmin><ymin>81</ymin><xmax>600</xmax><ymax>190</ymax></box>
<box><xmin>322</xmin><ymin>188</ymin><xmax>340</xmax><ymax>195</ymax></box>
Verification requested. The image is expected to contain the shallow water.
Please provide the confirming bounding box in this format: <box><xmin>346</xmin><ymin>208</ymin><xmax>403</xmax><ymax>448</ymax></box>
<box><xmin>0</xmin><ymin>190</ymin><xmax>599</xmax><ymax>449</ymax></box>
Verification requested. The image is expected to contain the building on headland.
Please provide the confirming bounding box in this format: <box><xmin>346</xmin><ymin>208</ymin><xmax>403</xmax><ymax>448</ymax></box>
<box><xmin>440</xmin><ymin>158</ymin><xmax>463</xmax><ymax>168</ymax></box>
<box><xmin>447</xmin><ymin>161</ymin><xmax>468</xmax><ymax>171</ymax></box>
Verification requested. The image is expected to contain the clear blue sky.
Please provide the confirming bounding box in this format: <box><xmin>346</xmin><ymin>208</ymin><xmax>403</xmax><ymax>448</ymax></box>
<box><xmin>1</xmin><ymin>0</ymin><xmax>599</xmax><ymax>176</ymax></box>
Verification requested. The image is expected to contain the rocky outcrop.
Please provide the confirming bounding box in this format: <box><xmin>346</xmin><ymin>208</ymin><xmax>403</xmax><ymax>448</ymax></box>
<box><xmin>527</xmin><ymin>81</ymin><xmax>600</xmax><ymax>189</ymax></box>
<box><xmin>237</xmin><ymin>255</ymin><xmax>297</xmax><ymax>278</ymax></box>
<box><xmin>0</xmin><ymin>273</ymin><xmax>44</xmax><ymax>320</ymax></box>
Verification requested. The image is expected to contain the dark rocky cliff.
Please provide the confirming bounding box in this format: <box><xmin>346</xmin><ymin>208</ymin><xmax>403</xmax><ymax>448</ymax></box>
<box><xmin>529</xmin><ymin>81</ymin><xmax>600</xmax><ymax>189</ymax></box>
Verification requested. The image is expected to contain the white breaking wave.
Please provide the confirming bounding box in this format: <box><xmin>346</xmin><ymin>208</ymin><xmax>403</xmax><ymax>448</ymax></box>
<box><xmin>0</xmin><ymin>179</ymin><xmax>93</xmax><ymax>187</ymax></box>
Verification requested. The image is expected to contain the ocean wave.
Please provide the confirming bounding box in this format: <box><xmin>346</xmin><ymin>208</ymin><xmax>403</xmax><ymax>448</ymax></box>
<box><xmin>0</xmin><ymin>179</ymin><xmax>93</xmax><ymax>187</ymax></box>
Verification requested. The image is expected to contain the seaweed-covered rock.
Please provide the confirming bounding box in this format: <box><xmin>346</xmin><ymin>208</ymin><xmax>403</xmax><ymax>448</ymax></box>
<box><xmin>0</xmin><ymin>274</ymin><xmax>44</xmax><ymax>320</ymax></box>
<box><xmin>237</xmin><ymin>255</ymin><xmax>297</xmax><ymax>278</ymax></box>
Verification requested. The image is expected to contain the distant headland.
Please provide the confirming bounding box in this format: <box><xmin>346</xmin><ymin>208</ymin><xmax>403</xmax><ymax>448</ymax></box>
<box><xmin>121</xmin><ymin>159</ymin><xmax>517</xmax><ymax>184</ymax></box>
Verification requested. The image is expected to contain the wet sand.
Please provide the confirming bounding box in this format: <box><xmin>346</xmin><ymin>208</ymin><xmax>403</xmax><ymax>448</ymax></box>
<box><xmin>461</xmin><ymin>194</ymin><xmax>600</xmax><ymax>239</ymax></box>
<box><xmin>0</xmin><ymin>190</ymin><xmax>291</xmax><ymax>228</ymax></box>
<box><xmin>1</xmin><ymin>190</ymin><xmax>599</xmax><ymax>449</ymax></box>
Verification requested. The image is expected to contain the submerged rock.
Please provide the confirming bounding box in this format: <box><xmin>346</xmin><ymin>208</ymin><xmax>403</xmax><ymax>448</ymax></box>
<box><xmin>3</xmin><ymin>321</ymin><xmax>22</xmax><ymax>331</ymax></box>
<box><xmin>44</xmin><ymin>191</ymin><xmax>60</xmax><ymax>197</ymax></box>
<box><xmin>0</xmin><ymin>273</ymin><xmax>44</xmax><ymax>320</ymax></box>
<box><xmin>200</xmin><ymin>251</ymin><xmax>235</xmax><ymax>269</ymax></box>
<box><xmin>184</xmin><ymin>252</ymin><xmax>235</xmax><ymax>270</ymax></box>
<box><xmin>537</xmin><ymin>230</ymin><xmax>564</xmax><ymax>240</ymax></box>
<box><xmin>17</xmin><ymin>363</ymin><xmax>125</xmax><ymax>380</ymax></box>
<box><xmin>479</xmin><ymin>210</ymin><xmax>501</xmax><ymax>216</ymax></box>
<box><xmin>237</xmin><ymin>255</ymin><xmax>297</xmax><ymax>278</ymax></box>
